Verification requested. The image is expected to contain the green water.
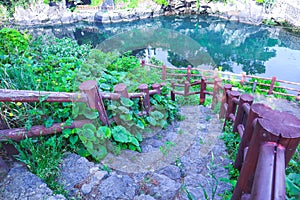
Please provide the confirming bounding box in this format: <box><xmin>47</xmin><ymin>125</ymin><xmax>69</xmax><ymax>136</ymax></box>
<box><xmin>30</xmin><ymin>15</ymin><xmax>300</xmax><ymax>83</ymax></box>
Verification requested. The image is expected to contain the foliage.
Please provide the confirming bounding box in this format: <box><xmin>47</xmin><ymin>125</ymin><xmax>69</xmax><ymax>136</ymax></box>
<box><xmin>159</xmin><ymin>141</ymin><xmax>176</xmax><ymax>156</ymax></box>
<box><xmin>0</xmin><ymin>29</ymin><xmax>91</xmax><ymax>131</ymax></box>
<box><xmin>0</xmin><ymin>0</ymin><xmax>36</xmax><ymax>16</ymax></box>
<box><xmin>0</xmin><ymin>28</ymin><xmax>30</xmax><ymax>55</ymax></box>
<box><xmin>154</xmin><ymin>0</ymin><xmax>168</xmax><ymax>6</ymax></box>
<box><xmin>91</xmin><ymin>0</ymin><xmax>103</xmax><ymax>6</ymax></box>
<box><xmin>11</xmin><ymin>135</ymin><xmax>67</xmax><ymax>195</ymax></box>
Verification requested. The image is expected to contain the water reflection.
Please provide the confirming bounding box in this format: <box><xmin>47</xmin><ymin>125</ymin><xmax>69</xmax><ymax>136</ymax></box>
<box><xmin>25</xmin><ymin>15</ymin><xmax>300</xmax><ymax>82</ymax></box>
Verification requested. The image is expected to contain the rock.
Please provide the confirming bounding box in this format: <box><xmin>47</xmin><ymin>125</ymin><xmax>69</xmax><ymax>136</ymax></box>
<box><xmin>134</xmin><ymin>194</ymin><xmax>156</xmax><ymax>200</ymax></box>
<box><xmin>94</xmin><ymin>11</ymin><xmax>111</xmax><ymax>23</ymax></box>
<box><xmin>101</xmin><ymin>0</ymin><xmax>115</xmax><ymax>11</ymax></box>
<box><xmin>97</xmin><ymin>174</ymin><xmax>137</xmax><ymax>199</ymax></box>
<box><xmin>110</xmin><ymin>12</ymin><xmax>122</xmax><ymax>23</ymax></box>
<box><xmin>81</xmin><ymin>183</ymin><xmax>92</xmax><ymax>194</ymax></box>
<box><xmin>58</xmin><ymin>153</ymin><xmax>94</xmax><ymax>196</ymax></box>
<box><xmin>0</xmin><ymin>158</ymin><xmax>9</xmax><ymax>181</ymax></box>
<box><xmin>147</xmin><ymin>173</ymin><xmax>181</xmax><ymax>200</ymax></box>
<box><xmin>158</xmin><ymin>165</ymin><xmax>182</xmax><ymax>180</ymax></box>
<box><xmin>0</xmin><ymin>166</ymin><xmax>66</xmax><ymax>200</ymax></box>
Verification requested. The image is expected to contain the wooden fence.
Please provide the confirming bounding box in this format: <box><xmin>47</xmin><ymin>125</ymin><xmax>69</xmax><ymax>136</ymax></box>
<box><xmin>142</xmin><ymin>61</ymin><xmax>224</xmax><ymax>108</ymax></box>
<box><xmin>141</xmin><ymin>60</ymin><xmax>300</xmax><ymax>101</ymax></box>
<box><xmin>219</xmin><ymin>84</ymin><xmax>300</xmax><ymax>199</ymax></box>
<box><xmin>0</xmin><ymin>80</ymin><xmax>163</xmax><ymax>141</ymax></box>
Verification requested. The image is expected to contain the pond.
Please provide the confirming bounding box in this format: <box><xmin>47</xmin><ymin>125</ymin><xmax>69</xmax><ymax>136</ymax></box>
<box><xmin>27</xmin><ymin>15</ymin><xmax>300</xmax><ymax>83</ymax></box>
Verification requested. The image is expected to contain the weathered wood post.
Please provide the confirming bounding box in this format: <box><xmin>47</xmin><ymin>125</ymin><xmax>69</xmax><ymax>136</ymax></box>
<box><xmin>162</xmin><ymin>65</ymin><xmax>166</xmax><ymax>80</ymax></box>
<box><xmin>138</xmin><ymin>84</ymin><xmax>150</xmax><ymax>114</ymax></box>
<box><xmin>184</xmin><ymin>81</ymin><xmax>190</xmax><ymax>96</ymax></box>
<box><xmin>140</xmin><ymin>59</ymin><xmax>145</xmax><ymax>67</ymax></box>
<box><xmin>268</xmin><ymin>76</ymin><xmax>277</xmax><ymax>95</ymax></box>
<box><xmin>187</xmin><ymin>65</ymin><xmax>192</xmax><ymax>83</ymax></box>
<box><xmin>296</xmin><ymin>91</ymin><xmax>300</xmax><ymax>101</ymax></box>
<box><xmin>114</xmin><ymin>83</ymin><xmax>129</xmax><ymax>98</ymax></box>
<box><xmin>225</xmin><ymin>90</ymin><xmax>240</xmax><ymax>121</ymax></box>
<box><xmin>211</xmin><ymin>78</ymin><xmax>222</xmax><ymax>110</ymax></box>
<box><xmin>240</xmin><ymin>72</ymin><xmax>246</xmax><ymax>86</ymax></box>
<box><xmin>171</xmin><ymin>81</ymin><xmax>175</xmax><ymax>101</ymax></box>
<box><xmin>233</xmin><ymin>94</ymin><xmax>254</xmax><ymax>133</ymax></box>
<box><xmin>200</xmin><ymin>77</ymin><xmax>207</xmax><ymax>105</ymax></box>
<box><xmin>213</xmin><ymin>68</ymin><xmax>219</xmax><ymax>79</ymax></box>
<box><xmin>250</xmin><ymin>142</ymin><xmax>286</xmax><ymax>199</ymax></box>
<box><xmin>79</xmin><ymin>80</ymin><xmax>109</xmax><ymax>126</ymax></box>
<box><xmin>219</xmin><ymin>84</ymin><xmax>232</xmax><ymax>119</ymax></box>
<box><xmin>152</xmin><ymin>83</ymin><xmax>161</xmax><ymax>94</ymax></box>
<box><xmin>232</xmin><ymin>109</ymin><xmax>300</xmax><ymax>199</ymax></box>
<box><xmin>234</xmin><ymin>103</ymin><xmax>272</xmax><ymax>170</ymax></box>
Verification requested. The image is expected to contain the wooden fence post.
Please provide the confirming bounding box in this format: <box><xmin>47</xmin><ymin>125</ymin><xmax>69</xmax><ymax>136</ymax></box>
<box><xmin>140</xmin><ymin>59</ymin><xmax>145</xmax><ymax>67</ymax></box>
<box><xmin>184</xmin><ymin>81</ymin><xmax>190</xmax><ymax>96</ymax></box>
<box><xmin>296</xmin><ymin>91</ymin><xmax>300</xmax><ymax>101</ymax></box>
<box><xmin>219</xmin><ymin>84</ymin><xmax>232</xmax><ymax>119</ymax></box>
<box><xmin>232</xmin><ymin>109</ymin><xmax>300</xmax><ymax>199</ymax></box>
<box><xmin>233</xmin><ymin>94</ymin><xmax>254</xmax><ymax>133</ymax></box>
<box><xmin>213</xmin><ymin>68</ymin><xmax>219</xmax><ymax>79</ymax></box>
<box><xmin>138</xmin><ymin>84</ymin><xmax>150</xmax><ymax>114</ymax></box>
<box><xmin>211</xmin><ymin>78</ymin><xmax>222</xmax><ymax>110</ymax></box>
<box><xmin>225</xmin><ymin>90</ymin><xmax>240</xmax><ymax>121</ymax></box>
<box><xmin>268</xmin><ymin>76</ymin><xmax>277</xmax><ymax>95</ymax></box>
<box><xmin>114</xmin><ymin>83</ymin><xmax>129</xmax><ymax>98</ymax></box>
<box><xmin>234</xmin><ymin>103</ymin><xmax>272</xmax><ymax>170</ymax></box>
<box><xmin>162</xmin><ymin>65</ymin><xmax>166</xmax><ymax>80</ymax></box>
<box><xmin>152</xmin><ymin>83</ymin><xmax>161</xmax><ymax>94</ymax></box>
<box><xmin>171</xmin><ymin>81</ymin><xmax>175</xmax><ymax>101</ymax></box>
<box><xmin>187</xmin><ymin>65</ymin><xmax>191</xmax><ymax>83</ymax></box>
<box><xmin>200</xmin><ymin>77</ymin><xmax>207</xmax><ymax>105</ymax></box>
<box><xmin>240</xmin><ymin>72</ymin><xmax>246</xmax><ymax>86</ymax></box>
<box><xmin>79</xmin><ymin>80</ymin><xmax>109</xmax><ymax>126</ymax></box>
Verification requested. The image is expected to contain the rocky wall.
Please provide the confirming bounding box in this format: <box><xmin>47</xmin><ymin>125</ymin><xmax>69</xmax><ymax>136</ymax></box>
<box><xmin>4</xmin><ymin>0</ymin><xmax>300</xmax><ymax>28</ymax></box>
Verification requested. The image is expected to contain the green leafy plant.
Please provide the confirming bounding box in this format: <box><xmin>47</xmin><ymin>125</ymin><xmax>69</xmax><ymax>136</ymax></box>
<box><xmin>159</xmin><ymin>141</ymin><xmax>176</xmax><ymax>156</ymax></box>
<box><xmin>154</xmin><ymin>0</ymin><xmax>168</xmax><ymax>6</ymax></box>
<box><xmin>0</xmin><ymin>28</ymin><xmax>30</xmax><ymax>55</ymax></box>
<box><xmin>11</xmin><ymin>135</ymin><xmax>67</xmax><ymax>195</ymax></box>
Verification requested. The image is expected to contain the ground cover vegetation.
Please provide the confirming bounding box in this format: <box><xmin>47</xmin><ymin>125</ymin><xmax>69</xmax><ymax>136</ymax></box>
<box><xmin>0</xmin><ymin>28</ymin><xmax>180</xmax><ymax>196</ymax></box>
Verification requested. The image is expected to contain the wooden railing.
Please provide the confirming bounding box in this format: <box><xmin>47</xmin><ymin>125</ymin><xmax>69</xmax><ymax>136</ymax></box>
<box><xmin>0</xmin><ymin>80</ymin><xmax>163</xmax><ymax>141</ymax></box>
<box><xmin>142</xmin><ymin>60</ymin><xmax>300</xmax><ymax>101</ymax></box>
<box><xmin>219</xmin><ymin>84</ymin><xmax>300</xmax><ymax>199</ymax></box>
<box><xmin>142</xmin><ymin>61</ymin><xmax>223</xmax><ymax>107</ymax></box>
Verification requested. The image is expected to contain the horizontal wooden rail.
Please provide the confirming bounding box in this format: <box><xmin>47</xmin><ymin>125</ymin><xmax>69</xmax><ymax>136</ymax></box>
<box><xmin>0</xmin><ymin>89</ymin><xmax>87</xmax><ymax>103</ymax></box>
<box><xmin>0</xmin><ymin>120</ymin><xmax>91</xmax><ymax>141</ymax></box>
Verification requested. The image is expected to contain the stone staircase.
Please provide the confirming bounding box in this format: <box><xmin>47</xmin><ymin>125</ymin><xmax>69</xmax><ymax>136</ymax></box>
<box><xmin>0</xmin><ymin>105</ymin><xmax>231</xmax><ymax>200</ymax></box>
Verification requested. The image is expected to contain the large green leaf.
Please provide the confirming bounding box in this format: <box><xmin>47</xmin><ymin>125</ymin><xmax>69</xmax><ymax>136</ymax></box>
<box><xmin>99</xmin><ymin>83</ymin><xmax>111</xmax><ymax>91</ymax></box>
<box><xmin>120</xmin><ymin>97</ymin><xmax>134</xmax><ymax>107</ymax></box>
<box><xmin>130</xmin><ymin>137</ymin><xmax>139</xmax><ymax>147</ymax></box>
<box><xmin>92</xmin><ymin>145</ymin><xmax>108</xmax><ymax>161</ymax></box>
<box><xmin>111</xmin><ymin>126</ymin><xmax>131</xmax><ymax>143</ymax></box>
<box><xmin>286</xmin><ymin>173</ymin><xmax>300</xmax><ymax>196</ymax></box>
<box><xmin>118</xmin><ymin>106</ymin><xmax>130</xmax><ymax>114</ymax></box>
<box><xmin>136</xmin><ymin>120</ymin><xmax>145</xmax><ymax>129</ymax></box>
<box><xmin>97</xmin><ymin>126</ymin><xmax>111</xmax><ymax>139</ymax></box>
<box><xmin>146</xmin><ymin>116</ymin><xmax>156</xmax><ymax>126</ymax></box>
<box><xmin>150</xmin><ymin>110</ymin><xmax>164</xmax><ymax>120</ymax></box>
<box><xmin>120</xmin><ymin>114</ymin><xmax>133</xmax><ymax>121</ymax></box>
<box><xmin>83</xmin><ymin>108</ymin><xmax>99</xmax><ymax>120</ymax></box>
<box><xmin>107</xmin><ymin>104</ymin><xmax>117</xmax><ymax>110</ymax></box>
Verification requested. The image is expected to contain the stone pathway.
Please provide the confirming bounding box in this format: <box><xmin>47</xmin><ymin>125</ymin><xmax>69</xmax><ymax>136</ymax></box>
<box><xmin>0</xmin><ymin>105</ymin><xmax>232</xmax><ymax>200</ymax></box>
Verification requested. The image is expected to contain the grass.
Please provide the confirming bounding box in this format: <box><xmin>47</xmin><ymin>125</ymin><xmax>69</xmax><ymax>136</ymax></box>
<box><xmin>11</xmin><ymin>135</ymin><xmax>68</xmax><ymax>196</ymax></box>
